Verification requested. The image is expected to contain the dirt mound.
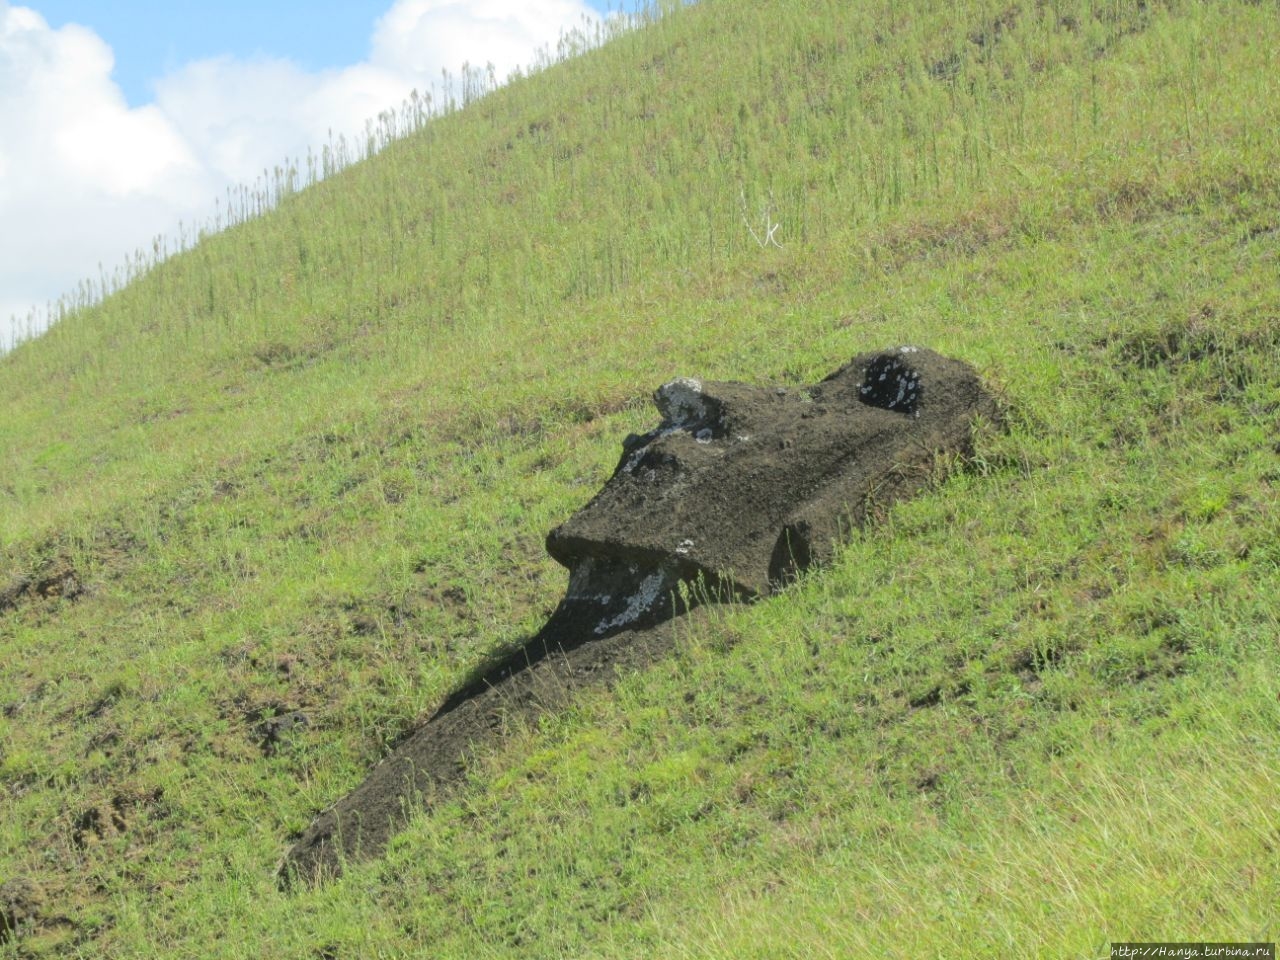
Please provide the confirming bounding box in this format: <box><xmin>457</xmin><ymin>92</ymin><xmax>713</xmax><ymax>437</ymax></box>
<box><xmin>280</xmin><ymin>607</ymin><xmax>684</xmax><ymax>886</ymax></box>
<box><xmin>0</xmin><ymin>878</ymin><xmax>44</xmax><ymax>945</ymax></box>
<box><xmin>71</xmin><ymin>788</ymin><xmax>166</xmax><ymax>851</ymax></box>
<box><xmin>0</xmin><ymin>558</ymin><xmax>82</xmax><ymax>612</ymax></box>
<box><xmin>279</xmin><ymin>348</ymin><xmax>998</xmax><ymax>886</ymax></box>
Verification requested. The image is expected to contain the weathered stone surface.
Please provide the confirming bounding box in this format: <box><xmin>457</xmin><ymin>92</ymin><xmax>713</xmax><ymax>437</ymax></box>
<box><xmin>279</xmin><ymin>347</ymin><xmax>998</xmax><ymax>886</ymax></box>
<box><xmin>545</xmin><ymin>347</ymin><xmax>998</xmax><ymax>632</ymax></box>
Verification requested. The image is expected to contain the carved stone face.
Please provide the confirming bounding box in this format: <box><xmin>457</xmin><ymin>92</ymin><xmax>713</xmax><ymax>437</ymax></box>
<box><xmin>545</xmin><ymin>347</ymin><xmax>999</xmax><ymax>635</ymax></box>
<box><xmin>280</xmin><ymin>346</ymin><xmax>1001</xmax><ymax>887</ymax></box>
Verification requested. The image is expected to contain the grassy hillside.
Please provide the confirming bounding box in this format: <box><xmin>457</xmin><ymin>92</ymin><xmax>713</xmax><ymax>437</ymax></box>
<box><xmin>2</xmin><ymin>0</ymin><xmax>1278</xmax><ymax>955</ymax></box>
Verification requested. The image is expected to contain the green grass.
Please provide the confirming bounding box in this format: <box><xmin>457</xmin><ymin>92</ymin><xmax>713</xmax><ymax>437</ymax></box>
<box><xmin>2</xmin><ymin>0</ymin><xmax>1279</xmax><ymax>955</ymax></box>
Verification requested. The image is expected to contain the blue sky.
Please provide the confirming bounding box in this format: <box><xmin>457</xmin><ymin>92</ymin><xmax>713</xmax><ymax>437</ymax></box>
<box><xmin>32</xmin><ymin>2</ymin><xmax>399</xmax><ymax>107</ymax></box>
<box><xmin>0</xmin><ymin>0</ymin><xmax>633</xmax><ymax>347</ymax></box>
<box><xmin>31</xmin><ymin>0</ymin><xmax>633</xmax><ymax>107</ymax></box>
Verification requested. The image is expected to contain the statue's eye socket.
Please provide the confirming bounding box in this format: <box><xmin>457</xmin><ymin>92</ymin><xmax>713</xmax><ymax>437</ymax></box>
<box><xmin>859</xmin><ymin>355</ymin><xmax>921</xmax><ymax>414</ymax></box>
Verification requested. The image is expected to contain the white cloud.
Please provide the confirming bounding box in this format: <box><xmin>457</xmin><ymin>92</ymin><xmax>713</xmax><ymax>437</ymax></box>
<box><xmin>0</xmin><ymin>2</ymin><xmax>213</xmax><ymax>345</ymax></box>
<box><xmin>0</xmin><ymin>0</ymin><xmax>602</xmax><ymax>350</ymax></box>
<box><xmin>371</xmin><ymin>0</ymin><xmax>596</xmax><ymax>78</ymax></box>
